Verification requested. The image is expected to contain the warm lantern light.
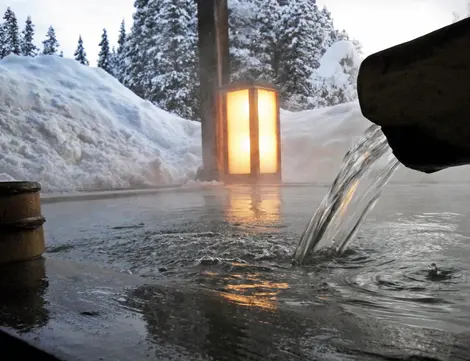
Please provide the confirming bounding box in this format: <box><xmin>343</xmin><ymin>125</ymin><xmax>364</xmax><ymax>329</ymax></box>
<box><xmin>218</xmin><ymin>83</ymin><xmax>282</xmax><ymax>184</ymax></box>
<box><xmin>224</xmin><ymin>185</ymin><xmax>281</xmax><ymax>226</ymax></box>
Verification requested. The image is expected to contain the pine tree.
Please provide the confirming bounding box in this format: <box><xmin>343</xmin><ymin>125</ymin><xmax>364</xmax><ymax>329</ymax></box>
<box><xmin>148</xmin><ymin>0</ymin><xmax>199</xmax><ymax>119</ymax></box>
<box><xmin>253</xmin><ymin>0</ymin><xmax>281</xmax><ymax>82</ymax></box>
<box><xmin>123</xmin><ymin>0</ymin><xmax>158</xmax><ymax>98</ymax></box>
<box><xmin>117</xmin><ymin>19</ymin><xmax>126</xmax><ymax>52</ymax></box>
<box><xmin>3</xmin><ymin>7</ymin><xmax>20</xmax><ymax>56</ymax></box>
<box><xmin>59</xmin><ymin>50</ymin><xmax>64</xmax><ymax>57</ymax></box>
<box><xmin>114</xmin><ymin>19</ymin><xmax>127</xmax><ymax>82</ymax></box>
<box><xmin>277</xmin><ymin>0</ymin><xmax>319</xmax><ymax>109</ymax></box>
<box><xmin>317</xmin><ymin>7</ymin><xmax>337</xmax><ymax>60</ymax></box>
<box><xmin>21</xmin><ymin>16</ymin><xmax>38</xmax><ymax>56</ymax></box>
<box><xmin>97</xmin><ymin>28</ymin><xmax>113</xmax><ymax>74</ymax></box>
<box><xmin>228</xmin><ymin>0</ymin><xmax>259</xmax><ymax>81</ymax></box>
<box><xmin>185</xmin><ymin>0</ymin><xmax>199</xmax><ymax>119</ymax></box>
<box><xmin>110</xmin><ymin>46</ymin><xmax>118</xmax><ymax>74</ymax></box>
<box><xmin>42</xmin><ymin>26</ymin><xmax>60</xmax><ymax>55</ymax></box>
<box><xmin>0</xmin><ymin>23</ymin><xmax>6</xmax><ymax>59</ymax></box>
<box><xmin>74</xmin><ymin>34</ymin><xmax>89</xmax><ymax>65</ymax></box>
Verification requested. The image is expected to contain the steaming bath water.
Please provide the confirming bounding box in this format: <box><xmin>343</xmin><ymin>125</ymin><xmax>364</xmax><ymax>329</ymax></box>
<box><xmin>294</xmin><ymin>124</ymin><xmax>401</xmax><ymax>264</ymax></box>
<box><xmin>43</xmin><ymin>173</ymin><xmax>470</xmax><ymax>358</ymax></box>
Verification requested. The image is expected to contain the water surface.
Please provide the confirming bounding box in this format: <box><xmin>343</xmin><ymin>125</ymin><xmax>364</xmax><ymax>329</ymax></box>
<box><xmin>42</xmin><ymin>183</ymin><xmax>470</xmax><ymax>358</ymax></box>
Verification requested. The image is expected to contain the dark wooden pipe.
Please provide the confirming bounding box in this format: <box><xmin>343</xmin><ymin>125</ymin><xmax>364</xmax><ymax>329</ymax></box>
<box><xmin>358</xmin><ymin>17</ymin><xmax>470</xmax><ymax>173</ymax></box>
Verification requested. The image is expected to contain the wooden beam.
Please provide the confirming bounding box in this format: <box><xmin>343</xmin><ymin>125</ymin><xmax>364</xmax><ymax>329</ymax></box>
<box><xmin>196</xmin><ymin>0</ymin><xmax>230</xmax><ymax>181</ymax></box>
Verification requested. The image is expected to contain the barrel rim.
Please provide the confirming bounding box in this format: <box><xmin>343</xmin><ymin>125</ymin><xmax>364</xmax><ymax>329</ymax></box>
<box><xmin>0</xmin><ymin>216</ymin><xmax>46</xmax><ymax>232</ymax></box>
<box><xmin>0</xmin><ymin>181</ymin><xmax>41</xmax><ymax>195</ymax></box>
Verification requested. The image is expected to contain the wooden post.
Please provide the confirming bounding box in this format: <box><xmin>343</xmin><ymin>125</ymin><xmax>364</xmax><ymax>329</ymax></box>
<box><xmin>196</xmin><ymin>0</ymin><xmax>230</xmax><ymax>181</ymax></box>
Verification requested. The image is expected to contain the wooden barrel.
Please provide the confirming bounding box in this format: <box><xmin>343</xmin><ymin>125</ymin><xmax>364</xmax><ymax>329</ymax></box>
<box><xmin>0</xmin><ymin>181</ymin><xmax>46</xmax><ymax>264</ymax></box>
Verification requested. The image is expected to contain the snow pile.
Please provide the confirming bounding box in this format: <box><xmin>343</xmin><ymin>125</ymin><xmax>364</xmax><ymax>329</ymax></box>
<box><xmin>281</xmin><ymin>103</ymin><xmax>369</xmax><ymax>183</ymax></box>
<box><xmin>1</xmin><ymin>55</ymin><xmax>469</xmax><ymax>193</ymax></box>
<box><xmin>0</xmin><ymin>55</ymin><xmax>201</xmax><ymax>192</ymax></box>
<box><xmin>281</xmin><ymin>102</ymin><xmax>470</xmax><ymax>184</ymax></box>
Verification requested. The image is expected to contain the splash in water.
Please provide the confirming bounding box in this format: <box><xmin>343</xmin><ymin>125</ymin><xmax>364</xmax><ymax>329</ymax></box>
<box><xmin>294</xmin><ymin>124</ymin><xmax>401</xmax><ymax>264</ymax></box>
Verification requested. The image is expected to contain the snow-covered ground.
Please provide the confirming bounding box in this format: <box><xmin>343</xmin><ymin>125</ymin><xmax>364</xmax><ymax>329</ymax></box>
<box><xmin>0</xmin><ymin>54</ymin><xmax>469</xmax><ymax>193</ymax></box>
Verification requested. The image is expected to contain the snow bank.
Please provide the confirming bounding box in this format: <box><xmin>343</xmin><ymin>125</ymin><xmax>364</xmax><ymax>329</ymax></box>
<box><xmin>281</xmin><ymin>101</ymin><xmax>470</xmax><ymax>184</ymax></box>
<box><xmin>281</xmin><ymin>102</ymin><xmax>369</xmax><ymax>183</ymax></box>
<box><xmin>0</xmin><ymin>55</ymin><xmax>201</xmax><ymax>192</ymax></box>
<box><xmin>1</xmin><ymin>55</ymin><xmax>469</xmax><ymax>193</ymax></box>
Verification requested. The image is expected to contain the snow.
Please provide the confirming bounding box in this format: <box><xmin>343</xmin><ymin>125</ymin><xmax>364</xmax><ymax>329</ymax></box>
<box><xmin>315</xmin><ymin>40</ymin><xmax>361</xmax><ymax>81</ymax></box>
<box><xmin>1</xmin><ymin>54</ymin><xmax>469</xmax><ymax>193</ymax></box>
<box><xmin>309</xmin><ymin>40</ymin><xmax>361</xmax><ymax>107</ymax></box>
<box><xmin>281</xmin><ymin>103</ymin><xmax>369</xmax><ymax>183</ymax></box>
<box><xmin>0</xmin><ymin>55</ymin><xmax>201</xmax><ymax>193</ymax></box>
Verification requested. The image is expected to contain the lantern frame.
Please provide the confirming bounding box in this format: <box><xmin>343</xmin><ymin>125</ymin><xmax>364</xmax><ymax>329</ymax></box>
<box><xmin>217</xmin><ymin>82</ymin><xmax>282</xmax><ymax>184</ymax></box>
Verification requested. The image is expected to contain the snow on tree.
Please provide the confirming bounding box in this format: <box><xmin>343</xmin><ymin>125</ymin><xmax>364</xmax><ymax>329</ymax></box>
<box><xmin>122</xmin><ymin>0</ymin><xmax>153</xmax><ymax>98</ymax></box>
<box><xmin>121</xmin><ymin>0</ymin><xmax>359</xmax><ymax>117</ymax></box>
<box><xmin>113</xmin><ymin>19</ymin><xmax>127</xmax><ymax>83</ymax></box>
<box><xmin>3</xmin><ymin>7</ymin><xmax>20</xmax><ymax>56</ymax></box>
<box><xmin>74</xmin><ymin>34</ymin><xmax>89</xmax><ymax>65</ymax></box>
<box><xmin>0</xmin><ymin>22</ymin><xmax>6</xmax><ymax>59</ymax></box>
<box><xmin>117</xmin><ymin>19</ymin><xmax>126</xmax><ymax>53</ymax></box>
<box><xmin>251</xmin><ymin>0</ymin><xmax>281</xmax><ymax>82</ymax></box>
<box><xmin>42</xmin><ymin>26</ymin><xmax>60</xmax><ymax>55</ymax></box>
<box><xmin>317</xmin><ymin>7</ymin><xmax>337</xmax><ymax>59</ymax></box>
<box><xmin>21</xmin><ymin>16</ymin><xmax>39</xmax><ymax>57</ymax></box>
<box><xmin>277</xmin><ymin>0</ymin><xmax>320</xmax><ymax>109</ymax></box>
<box><xmin>184</xmin><ymin>0</ymin><xmax>200</xmax><ymax>119</ymax></box>
<box><xmin>110</xmin><ymin>46</ymin><xmax>119</xmax><ymax>74</ymax></box>
<box><xmin>228</xmin><ymin>0</ymin><xmax>261</xmax><ymax>81</ymax></box>
<box><xmin>148</xmin><ymin>0</ymin><xmax>199</xmax><ymax>120</ymax></box>
<box><xmin>98</xmin><ymin>28</ymin><xmax>113</xmax><ymax>74</ymax></box>
<box><xmin>310</xmin><ymin>40</ymin><xmax>361</xmax><ymax>107</ymax></box>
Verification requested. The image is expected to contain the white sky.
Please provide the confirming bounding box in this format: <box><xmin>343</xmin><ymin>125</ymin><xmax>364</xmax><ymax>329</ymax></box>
<box><xmin>0</xmin><ymin>0</ymin><xmax>468</xmax><ymax>65</ymax></box>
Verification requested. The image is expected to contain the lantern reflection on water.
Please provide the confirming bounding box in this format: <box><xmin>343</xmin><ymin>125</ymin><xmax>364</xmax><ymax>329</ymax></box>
<box><xmin>224</xmin><ymin>186</ymin><xmax>281</xmax><ymax>227</ymax></box>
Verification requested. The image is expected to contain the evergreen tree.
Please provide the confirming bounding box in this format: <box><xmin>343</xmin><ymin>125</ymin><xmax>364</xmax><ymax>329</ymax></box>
<box><xmin>21</xmin><ymin>16</ymin><xmax>39</xmax><ymax>56</ymax></box>
<box><xmin>0</xmin><ymin>23</ymin><xmax>6</xmax><ymax>59</ymax></box>
<box><xmin>59</xmin><ymin>50</ymin><xmax>63</xmax><ymax>57</ymax></box>
<box><xmin>148</xmin><ymin>0</ymin><xmax>199</xmax><ymax>119</ymax></box>
<box><xmin>317</xmin><ymin>7</ymin><xmax>337</xmax><ymax>59</ymax></box>
<box><xmin>114</xmin><ymin>19</ymin><xmax>127</xmax><ymax>82</ymax></box>
<box><xmin>253</xmin><ymin>0</ymin><xmax>281</xmax><ymax>82</ymax></box>
<box><xmin>228</xmin><ymin>0</ymin><xmax>259</xmax><ymax>81</ymax></box>
<box><xmin>185</xmin><ymin>0</ymin><xmax>199</xmax><ymax>119</ymax></box>
<box><xmin>42</xmin><ymin>26</ymin><xmax>60</xmax><ymax>55</ymax></box>
<box><xmin>122</xmin><ymin>0</ymin><xmax>153</xmax><ymax>97</ymax></box>
<box><xmin>74</xmin><ymin>34</ymin><xmax>89</xmax><ymax>65</ymax></box>
<box><xmin>110</xmin><ymin>46</ymin><xmax>119</xmax><ymax>74</ymax></box>
<box><xmin>97</xmin><ymin>28</ymin><xmax>113</xmax><ymax>74</ymax></box>
<box><xmin>120</xmin><ymin>0</ymin><xmax>357</xmax><ymax>116</ymax></box>
<box><xmin>3</xmin><ymin>7</ymin><xmax>20</xmax><ymax>56</ymax></box>
<box><xmin>277</xmin><ymin>0</ymin><xmax>320</xmax><ymax>109</ymax></box>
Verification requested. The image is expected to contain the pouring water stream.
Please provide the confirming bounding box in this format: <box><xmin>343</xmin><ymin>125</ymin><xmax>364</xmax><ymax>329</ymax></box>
<box><xmin>294</xmin><ymin>124</ymin><xmax>401</xmax><ymax>264</ymax></box>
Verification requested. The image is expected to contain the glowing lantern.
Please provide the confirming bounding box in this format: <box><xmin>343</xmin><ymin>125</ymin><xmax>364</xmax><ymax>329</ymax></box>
<box><xmin>217</xmin><ymin>83</ymin><xmax>282</xmax><ymax>184</ymax></box>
